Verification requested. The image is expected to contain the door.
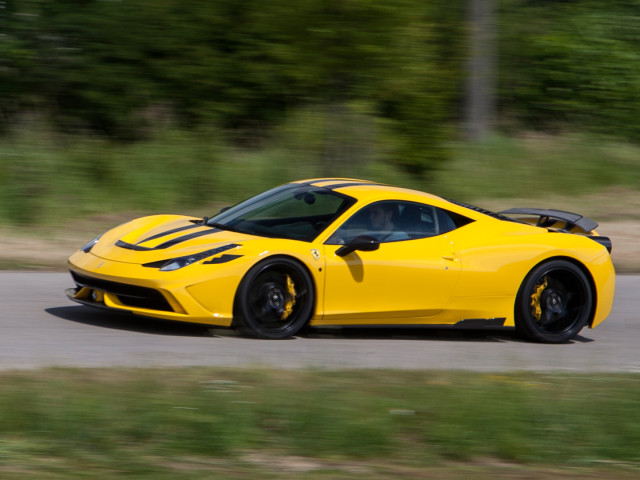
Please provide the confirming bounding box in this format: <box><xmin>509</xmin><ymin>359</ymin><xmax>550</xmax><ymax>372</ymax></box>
<box><xmin>318</xmin><ymin>201</ymin><xmax>463</xmax><ymax>325</ymax></box>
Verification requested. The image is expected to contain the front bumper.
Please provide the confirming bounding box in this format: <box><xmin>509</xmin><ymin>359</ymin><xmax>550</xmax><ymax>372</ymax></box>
<box><xmin>68</xmin><ymin>270</ymin><xmax>174</xmax><ymax>311</ymax></box>
<box><xmin>67</xmin><ymin>251</ymin><xmax>239</xmax><ymax>326</ymax></box>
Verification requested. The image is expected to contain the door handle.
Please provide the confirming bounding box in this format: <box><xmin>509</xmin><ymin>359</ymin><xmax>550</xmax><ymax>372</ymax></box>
<box><xmin>442</xmin><ymin>253</ymin><xmax>457</xmax><ymax>261</ymax></box>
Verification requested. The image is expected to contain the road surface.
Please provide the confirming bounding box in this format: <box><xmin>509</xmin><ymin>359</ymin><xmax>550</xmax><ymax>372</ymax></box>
<box><xmin>0</xmin><ymin>272</ymin><xmax>637</xmax><ymax>372</ymax></box>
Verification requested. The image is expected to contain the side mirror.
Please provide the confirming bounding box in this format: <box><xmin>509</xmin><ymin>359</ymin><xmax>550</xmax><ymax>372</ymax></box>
<box><xmin>335</xmin><ymin>235</ymin><xmax>380</xmax><ymax>257</ymax></box>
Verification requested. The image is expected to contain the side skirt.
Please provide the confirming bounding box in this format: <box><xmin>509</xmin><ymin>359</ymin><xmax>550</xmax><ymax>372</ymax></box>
<box><xmin>312</xmin><ymin>318</ymin><xmax>509</xmax><ymax>330</ymax></box>
<box><xmin>454</xmin><ymin>318</ymin><xmax>506</xmax><ymax>329</ymax></box>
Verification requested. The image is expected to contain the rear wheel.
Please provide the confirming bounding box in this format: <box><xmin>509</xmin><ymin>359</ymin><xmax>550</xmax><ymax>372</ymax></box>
<box><xmin>234</xmin><ymin>257</ymin><xmax>314</xmax><ymax>339</ymax></box>
<box><xmin>515</xmin><ymin>260</ymin><xmax>593</xmax><ymax>343</ymax></box>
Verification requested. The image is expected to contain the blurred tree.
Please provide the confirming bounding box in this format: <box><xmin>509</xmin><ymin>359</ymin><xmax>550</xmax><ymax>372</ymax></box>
<box><xmin>0</xmin><ymin>0</ymin><xmax>38</xmax><ymax>132</ymax></box>
<box><xmin>1</xmin><ymin>0</ymin><xmax>461</xmax><ymax>173</ymax></box>
<box><xmin>499</xmin><ymin>0</ymin><xmax>640</xmax><ymax>140</ymax></box>
<box><xmin>464</xmin><ymin>0</ymin><xmax>496</xmax><ymax>141</ymax></box>
<box><xmin>242</xmin><ymin>0</ymin><xmax>460</xmax><ymax>174</ymax></box>
<box><xmin>6</xmin><ymin>0</ymin><xmax>640</xmax><ymax>150</ymax></box>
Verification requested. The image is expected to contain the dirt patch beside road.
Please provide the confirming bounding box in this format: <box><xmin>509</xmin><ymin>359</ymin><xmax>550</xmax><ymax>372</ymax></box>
<box><xmin>0</xmin><ymin>213</ymin><xmax>136</xmax><ymax>270</ymax></box>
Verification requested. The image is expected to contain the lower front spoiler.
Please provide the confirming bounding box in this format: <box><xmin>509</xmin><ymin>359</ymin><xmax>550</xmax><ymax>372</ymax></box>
<box><xmin>65</xmin><ymin>287</ymin><xmax>133</xmax><ymax>314</ymax></box>
<box><xmin>65</xmin><ymin>284</ymin><xmax>233</xmax><ymax>327</ymax></box>
<box><xmin>65</xmin><ymin>287</ymin><xmax>234</xmax><ymax>333</ymax></box>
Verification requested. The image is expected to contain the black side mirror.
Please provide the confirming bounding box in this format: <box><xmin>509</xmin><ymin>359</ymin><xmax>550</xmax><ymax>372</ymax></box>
<box><xmin>335</xmin><ymin>235</ymin><xmax>380</xmax><ymax>257</ymax></box>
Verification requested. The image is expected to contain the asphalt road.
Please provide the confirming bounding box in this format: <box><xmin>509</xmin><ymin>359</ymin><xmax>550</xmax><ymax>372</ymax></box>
<box><xmin>0</xmin><ymin>272</ymin><xmax>638</xmax><ymax>372</ymax></box>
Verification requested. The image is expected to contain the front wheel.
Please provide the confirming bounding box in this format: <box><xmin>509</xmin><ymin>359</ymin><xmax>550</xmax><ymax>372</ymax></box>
<box><xmin>234</xmin><ymin>257</ymin><xmax>314</xmax><ymax>339</ymax></box>
<box><xmin>515</xmin><ymin>260</ymin><xmax>593</xmax><ymax>343</ymax></box>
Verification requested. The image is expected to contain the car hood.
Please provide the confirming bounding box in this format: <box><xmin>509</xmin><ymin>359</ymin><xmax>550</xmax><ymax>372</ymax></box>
<box><xmin>88</xmin><ymin>215</ymin><xmax>259</xmax><ymax>264</ymax></box>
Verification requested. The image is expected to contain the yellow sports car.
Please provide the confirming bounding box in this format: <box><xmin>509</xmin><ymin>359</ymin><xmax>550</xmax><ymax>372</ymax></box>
<box><xmin>67</xmin><ymin>178</ymin><xmax>615</xmax><ymax>343</ymax></box>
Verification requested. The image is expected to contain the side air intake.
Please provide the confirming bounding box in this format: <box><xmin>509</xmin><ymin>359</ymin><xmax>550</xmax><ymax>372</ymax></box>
<box><xmin>587</xmin><ymin>236</ymin><xmax>612</xmax><ymax>254</ymax></box>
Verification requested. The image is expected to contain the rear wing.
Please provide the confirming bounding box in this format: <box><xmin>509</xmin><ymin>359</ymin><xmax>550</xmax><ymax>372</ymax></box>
<box><xmin>499</xmin><ymin>208</ymin><xmax>598</xmax><ymax>233</ymax></box>
<box><xmin>500</xmin><ymin>208</ymin><xmax>611</xmax><ymax>253</ymax></box>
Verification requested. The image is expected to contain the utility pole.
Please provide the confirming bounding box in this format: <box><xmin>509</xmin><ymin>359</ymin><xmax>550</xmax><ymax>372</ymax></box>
<box><xmin>465</xmin><ymin>0</ymin><xmax>496</xmax><ymax>141</ymax></box>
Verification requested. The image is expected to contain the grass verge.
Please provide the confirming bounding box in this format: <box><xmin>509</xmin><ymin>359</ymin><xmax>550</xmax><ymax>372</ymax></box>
<box><xmin>2</xmin><ymin>129</ymin><xmax>640</xmax><ymax>226</ymax></box>
<box><xmin>1</xmin><ymin>368</ymin><xmax>640</xmax><ymax>479</ymax></box>
<box><xmin>1</xmin><ymin>130</ymin><xmax>639</xmax><ymax>270</ymax></box>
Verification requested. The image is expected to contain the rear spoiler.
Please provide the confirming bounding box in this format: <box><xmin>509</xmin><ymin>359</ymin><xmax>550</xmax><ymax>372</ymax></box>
<box><xmin>500</xmin><ymin>208</ymin><xmax>612</xmax><ymax>253</ymax></box>
<box><xmin>499</xmin><ymin>208</ymin><xmax>598</xmax><ymax>232</ymax></box>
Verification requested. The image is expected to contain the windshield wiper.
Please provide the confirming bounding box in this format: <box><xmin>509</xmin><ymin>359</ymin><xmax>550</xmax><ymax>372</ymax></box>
<box><xmin>191</xmin><ymin>216</ymin><xmax>209</xmax><ymax>225</ymax></box>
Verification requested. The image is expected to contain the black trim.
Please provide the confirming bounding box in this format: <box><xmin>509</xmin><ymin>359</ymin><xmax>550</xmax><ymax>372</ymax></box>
<box><xmin>587</xmin><ymin>235</ymin><xmax>612</xmax><ymax>253</ymax></box>
<box><xmin>142</xmin><ymin>243</ymin><xmax>240</xmax><ymax>269</ymax></box>
<box><xmin>116</xmin><ymin>240</ymin><xmax>153</xmax><ymax>251</ymax></box>
<box><xmin>291</xmin><ymin>179</ymin><xmax>383</xmax><ymax>190</ymax></box>
<box><xmin>136</xmin><ymin>224</ymin><xmax>200</xmax><ymax>245</ymax></box>
<box><xmin>69</xmin><ymin>270</ymin><xmax>173</xmax><ymax>312</ymax></box>
<box><xmin>454</xmin><ymin>318</ymin><xmax>506</xmax><ymax>328</ymax></box>
<box><xmin>66</xmin><ymin>288</ymin><xmax>134</xmax><ymax>314</ymax></box>
<box><xmin>500</xmin><ymin>208</ymin><xmax>599</xmax><ymax>232</ymax></box>
<box><xmin>117</xmin><ymin>228</ymin><xmax>221</xmax><ymax>251</ymax></box>
<box><xmin>311</xmin><ymin>322</ymin><xmax>514</xmax><ymax>332</ymax></box>
<box><xmin>203</xmin><ymin>254</ymin><xmax>243</xmax><ymax>264</ymax></box>
<box><xmin>446</xmin><ymin>199</ymin><xmax>516</xmax><ymax>222</ymax></box>
<box><xmin>154</xmin><ymin>228</ymin><xmax>222</xmax><ymax>249</ymax></box>
<box><xmin>323</xmin><ymin>181</ymin><xmax>385</xmax><ymax>190</ymax></box>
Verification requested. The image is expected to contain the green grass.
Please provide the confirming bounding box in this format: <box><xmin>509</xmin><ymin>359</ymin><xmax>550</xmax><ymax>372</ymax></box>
<box><xmin>434</xmin><ymin>133</ymin><xmax>640</xmax><ymax>201</ymax></box>
<box><xmin>1</xmin><ymin>368</ymin><xmax>640</xmax><ymax>478</ymax></box>
<box><xmin>2</xmin><ymin>127</ymin><xmax>640</xmax><ymax>227</ymax></box>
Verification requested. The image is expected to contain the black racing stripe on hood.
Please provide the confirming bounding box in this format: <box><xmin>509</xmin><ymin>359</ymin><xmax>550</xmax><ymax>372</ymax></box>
<box><xmin>136</xmin><ymin>224</ymin><xmax>200</xmax><ymax>245</ymax></box>
<box><xmin>116</xmin><ymin>240</ymin><xmax>153</xmax><ymax>251</ymax></box>
<box><xmin>117</xmin><ymin>228</ymin><xmax>221</xmax><ymax>251</ymax></box>
<box><xmin>153</xmin><ymin>228</ymin><xmax>223</xmax><ymax>249</ymax></box>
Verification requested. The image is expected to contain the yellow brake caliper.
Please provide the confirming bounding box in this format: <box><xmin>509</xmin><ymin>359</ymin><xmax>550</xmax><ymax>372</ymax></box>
<box><xmin>280</xmin><ymin>275</ymin><xmax>297</xmax><ymax>320</ymax></box>
<box><xmin>530</xmin><ymin>277</ymin><xmax>548</xmax><ymax>321</ymax></box>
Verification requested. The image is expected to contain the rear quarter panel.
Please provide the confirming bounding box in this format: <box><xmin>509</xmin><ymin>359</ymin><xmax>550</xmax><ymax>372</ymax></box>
<box><xmin>446</xmin><ymin>219</ymin><xmax>614</xmax><ymax>327</ymax></box>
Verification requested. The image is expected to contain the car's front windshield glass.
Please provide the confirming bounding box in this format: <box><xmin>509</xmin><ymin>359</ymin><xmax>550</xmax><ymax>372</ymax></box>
<box><xmin>207</xmin><ymin>184</ymin><xmax>356</xmax><ymax>242</ymax></box>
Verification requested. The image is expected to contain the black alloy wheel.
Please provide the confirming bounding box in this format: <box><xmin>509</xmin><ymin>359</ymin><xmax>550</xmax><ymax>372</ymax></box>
<box><xmin>515</xmin><ymin>259</ymin><xmax>593</xmax><ymax>343</ymax></box>
<box><xmin>234</xmin><ymin>257</ymin><xmax>314</xmax><ymax>339</ymax></box>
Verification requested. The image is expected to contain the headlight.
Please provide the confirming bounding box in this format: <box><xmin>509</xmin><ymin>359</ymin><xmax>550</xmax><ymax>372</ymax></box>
<box><xmin>159</xmin><ymin>252</ymin><xmax>212</xmax><ymax>271</ymax></box>
<box><xmin>81</xmin><ymin>235</ymin><xmax>102</xmax><ymax>253</ymax></box>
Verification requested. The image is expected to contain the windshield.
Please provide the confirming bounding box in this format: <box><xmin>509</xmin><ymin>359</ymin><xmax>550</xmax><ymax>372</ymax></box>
<box><xmin>207</xmin><ymin>184</ymin><xmax>356</xmax><ymax>242</ymax></box>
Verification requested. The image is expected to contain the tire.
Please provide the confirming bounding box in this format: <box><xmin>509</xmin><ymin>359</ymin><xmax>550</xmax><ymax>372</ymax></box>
<box><xmin>234</xmin><ymin>257</ymin><xmax>314</xmax><ymax>339</ymax></box>
<box><xmin>515</xmin><ymin>259</ymin><xmax>593</xmax><ymax>343</ymax></box>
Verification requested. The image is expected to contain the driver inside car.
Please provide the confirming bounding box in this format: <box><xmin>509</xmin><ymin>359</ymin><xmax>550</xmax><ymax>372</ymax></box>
<box><xmin>366</xmin><ymin>203</ymin><xmax>410</xmax><ymax>242</ymax></box>
<box><xmin>328</xmin><ymin>202</ymin><xmax>411</xmax><ymax>245</ymax></box>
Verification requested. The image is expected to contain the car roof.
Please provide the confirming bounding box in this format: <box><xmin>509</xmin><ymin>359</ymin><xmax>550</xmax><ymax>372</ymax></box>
<box><xmin>291</xmin><ymin>178</ymin><xmax>520</xmax><ymax>226</ymax></box>
<box><xmin>293</xmin><ymin>178</ymin><xmax>459</xmax><ymax>209</ymax></box>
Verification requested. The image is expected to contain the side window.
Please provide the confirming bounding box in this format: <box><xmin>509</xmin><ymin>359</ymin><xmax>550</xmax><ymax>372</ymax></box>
<box><xmin>397</xmin><ymin>204</ymin><xmax>469</xmax><ymax>237</ymax></box>
<box><xmin>326</xmin><ymin>201</ymin><xmax>472</xmax><ymax>245</ymax></box>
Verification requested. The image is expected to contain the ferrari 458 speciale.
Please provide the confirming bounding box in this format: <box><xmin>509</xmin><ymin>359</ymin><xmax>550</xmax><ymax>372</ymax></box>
<box><xmin>67</xmin><ymin>178</ymin><xmax>615</xmax><ymax>343</ymax></box>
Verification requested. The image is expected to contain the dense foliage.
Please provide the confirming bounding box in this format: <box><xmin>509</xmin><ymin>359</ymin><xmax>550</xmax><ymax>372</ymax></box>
<box><xmin>1</xmin><ymin>0</ymin><xmax>640</xmax><ymax>196</ymax></box>
<box><xmin>0</xmin><ymin>0</ymin><xmax>463</xmax><ymax>174</ymax></box>
<box><xmin>499</xmin><ymin>0</ymin><xmax>640</xmax><ymax>139</ymax></box>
